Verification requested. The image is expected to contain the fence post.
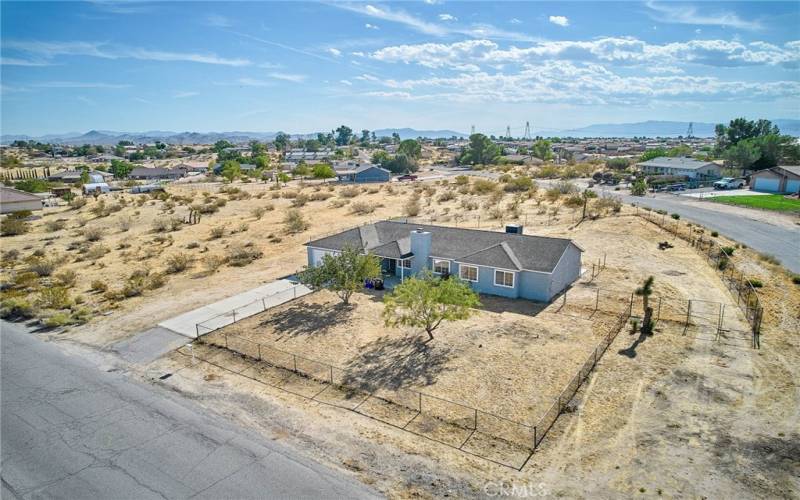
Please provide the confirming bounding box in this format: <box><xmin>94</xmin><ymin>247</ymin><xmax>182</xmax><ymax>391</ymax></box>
<box><xmin>591</xmin><ymin>263</ymin><xmax>595</xmax><ymax>280</ymax></box>
<box><xmin>534</xmin><ymin>427</ymin><xmax>537</xmax><ymax>449</ymax></box>
<box><xmin>603</xmin><ymin>252</ymin><xmax>607</xmax><ymax>268</ymax></box>
<box><xmin>232</xmin><ymin>310</ymin><xmax>236</xmax><ymax>323</ymax></box>
<box><xmin>225</xmin><ymin>333</ymin><xmax>228</xmax><ymax>349</ymax></box>
<box><xmin>629</xmin><ymin>292</ymin><xmax>634</xmax><ymax>316</ymax></box>
<box><xmin>595</xmin><ymin>289</ymin><xmax>600</xmax><ymax>312</ymax></box>
<box><xmin>418</xmin><ymin>392</ymin><xmax>422</xmax><ymax>413</ymax></box>
<box><xmin>657</xmin><ymin>297</ymin><xmax>662</xmax><ymax>322</ymax></box>
<box><xmin>717</xmin><ymin>304</ymin><xmax>725</xmax><ymax>340</ymax></box>
<box><xmin>563</xmin><ymin>290</ymin><xmax>567</xmax><ymax>308</ymax></box>
<box><xmin>684</xmin><ymin>300</ymin><xmax>692</xmax><ymax>334</ymax></box>
<box><xmin>330</xmin><ymin>366</ymin><xmax>334</xmax><ymax>384</ymax></box>
<box><xmin>293</xmin><ymin>355</ymin><xmax>297</xmax><ymax>372</ymax></box>
<box><xmin>262</xmin><ymin>298</ymin><xmax>266</xmax><ymax>310</ymax></box>
<box><xmin>195</xmin><ymin>323</ymin><xmax>199</xmax><ymax>338</ymax></box>
<box><xmin>474</xmin><ymin>408</ymin><xmax>478</xmax><ymax>430</ymax></box>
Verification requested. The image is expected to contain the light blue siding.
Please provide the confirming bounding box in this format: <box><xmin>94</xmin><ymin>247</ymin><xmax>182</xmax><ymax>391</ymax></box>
<box><xmin>355</xmin><ymin>167</ymin><xmax>391</xmax><ymax>183</ymax></box>
<box><xmin>753</xmin><ymin>177</ymin><xmax>781</xmax><ymax>192</ymax></box>
<box><xmin>786</xmin><ymin>179</ymin><xmax>800</xmax><ymax>194</ymax></box>
<box><xmin>518</xmin><ymin>271</ymin><xmax>552</xmax><ymax>302</ymax></box>
<box><xmin>472</xmin><ymin>266</ymin><xmax>519</xmax><ymax>298</ymax></box>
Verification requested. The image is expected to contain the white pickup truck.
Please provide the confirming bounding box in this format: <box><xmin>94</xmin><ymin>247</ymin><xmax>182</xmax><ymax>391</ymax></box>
<box><xmin>713</xmin><ymin>177</ymin><xmax>745</xmax><ymax>190</ymax></box>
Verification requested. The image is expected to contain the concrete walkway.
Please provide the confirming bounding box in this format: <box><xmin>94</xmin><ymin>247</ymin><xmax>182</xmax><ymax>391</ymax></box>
<box><xmin>158</xmin><ymin>279</ymin><xmax>312</xmax><ymax>338</ymax></box>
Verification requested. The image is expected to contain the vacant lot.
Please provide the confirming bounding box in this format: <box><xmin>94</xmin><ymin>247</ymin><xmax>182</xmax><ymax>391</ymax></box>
<box><xmin>711</xmin><ymin>193</ymin><xmax>800</xmax><ymax>213</ymax></box>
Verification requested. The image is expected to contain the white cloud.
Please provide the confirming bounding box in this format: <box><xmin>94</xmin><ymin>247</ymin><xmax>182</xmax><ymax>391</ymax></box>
<box><xmin>268</xmin><ymin>72</ymin><xmax>307</xmax><ymax>83</ymax></box>
<box><xmin>173</xmin><ymin>91</ymin><xmax>199</xmax><ymax>98</ymax></box>
<box><xmin>33</xmin><ymin>81</ymin><xmax>131</xmax><ymax>89</ymax></box>
<box><xmin>205</xmin><ymin>14</ymin><xmax>232</xmax><ymax>28</ymax></box>
<box><xmin>327</xmin><ymin>47</ymin><xmax>342</xmax><ymax>57</ymax></box>
<box><xmin>548</xmin><ymin>16</ymin><xmax>569</xmax><ymax>27</ymax></box>
<box><xmin>0</xmin><ymin>57</ymin><xmax>51</xmax><ymax>66</ymax></box>
<box><xmin>645</xmin><ymin>1</ymin><xmax>762</xmax><ymax>31</ymax></box>
<box><xmin>439</xmin><ymin>14</ymin><xmax>457</xmax><ymax>22</ymax></box>
<box><xmin>5</xmin><ymin>40</ymin><xmax>251</xmax><ymax>66</ymax></box>
<box><xmin>368</xmin><ymin>38</ymin><xmax>800</xmax><ymax>69</ymax></box>
<box><xmin>340</xmin><ymin>79</ymin><xmax>353</xmax><ymax>86</ymax></box>
<box><xmin>236</xmin><ymin>78</ymin><xmax>273</xmax><ymax>87</ymax></box>
<box><xmin>332</xmin><ymin>3</ymin><xmax>535</xmax><ymax>41</ymax></box>
<box><xmin>365</xmin><ymin>23</ymin><xmax>379</xmax><ymax>30</ymax></box>
<box><xmin>509</xmin><ymin>18</ymin><xmax>522</xmax><ymax>25</ymax></box>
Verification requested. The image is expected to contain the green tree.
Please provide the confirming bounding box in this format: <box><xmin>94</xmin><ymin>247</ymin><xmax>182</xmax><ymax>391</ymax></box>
<box><xmin>397</xmin><ymin>139</ymin><xmax>422</xmax><ymax>159</ymax></box>
<box><xmin>250</xmin><ymin>140</ymin><xmax>266</xmax><ymax>157</ymax></box>
<box><xmin>292</xmin><ymin>164</ymin><xmax>311</xmax><ymax>177</ymax></box>
<box><xmin>254</xmin><ymin>155</ymin><xmax>270</xmax><ymax>170</ymax></box>
<box><xmin>385</xmin><ymin>153</ymin><xmax>418</xmax><ymax>174</ymax></box>
<box><xmin>110</xmin><ymin>159</ymin><xmax>133</xmax><ymax>179</ymax></box>
<box><xmin>213</xmin><ymin>140</ymin><xmax>233</xmax><ymax>154</ymax></box>
<box><xmin>79</xmin><ymin>167</ymin><xmax>90</xmax><ymax>186</ymax></box>
<box><xmin>631</xmin><ymin>179</ymin><xmax>647</xmax><ymax>196</ymax></box>
<box><xmin>723</xmin><ymin>140</ymin><xmax>761</xmax><ymax>170</ymax></box>
<box><xmin>666</xmin><ymin>145</ymin><xmax>692</xmax><ymax>157</ymax></box>
<box><xmin>360</xmin><ymin>129</ymin><xmax>371</xmax><ymax>146</ymax></box>
<box><xmin>221</xmin><ymin>160</ymin><xmax>241</xmax><ymax>181</ymax></box>
<box><xmin>299</xmin><ymin>246</ymin><xmax>381</xmax><ymax>305</ymax></box>
<box><xmin>531</xmin><ymin>139</ymin><xmax>553</xmax><ymax>161</ymax></box>
<box><xmin>371</xmin><ymin>150</ymin><xmax>390</xmax><ymax>165</ymax></box>
<box><xmin>383</xmin><ymin>271</ymin><xmax>481</xmax><ymax>342</ymax></box>
<box><xmin>312</xmin><ymin>163</ymin><xmax>336</xmax><ymax>181</ymax></box>
<box><xmin>639</xmin><ymin>148</ymin><xmax>667</xmax><ymax>162</ymax></box>
<box><xmin>13</xmin><ymin>179</ymin><xmax>50</xmax><ymax>193</ymax></box>
<box><xmin>334</xmin><ymin>125</ymin><xmax>354</xmax><ymax>146</ymax></box>
<box><xmin>273</xmin><ymin>132</ymin><xmax>289</xmax><ymax>152</ymax></box>
<box><xmin>459</xmin><ymin>134</ymin><xmax>501</xmax><ymax>165</ymax></box>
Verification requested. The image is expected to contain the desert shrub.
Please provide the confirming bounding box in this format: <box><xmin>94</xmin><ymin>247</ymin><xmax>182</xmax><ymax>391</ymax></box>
<box><xmin>437</xmin><ymin>191</ymin><xmax>456</xmax><ymax>203</ymax></box>
<box><xmin>1</xmin><ymin>297</ymin><xmax>35</xmax><ymax>320</ymax></box>
<box><xmin>339</xmin><ymin>186</ymin><xmax>361</xmax><ymax>198</ymax></box>
<box><xmin>43</xmin><ymin>312</ymin><xmax>73</xmax><ymax>328</ymax></box>
<box><xmin>28</xmin><ymin>257</ymin><xmax>58</xmax><ymax>277</ymax></box>
<box><xmin>503</xmin><ymin>176</ymin><xmax>533</xmax><ymax>192</ymax></box>
<box><xmin>553</xmin><ymin>180</ymin><xmax>578</xmax><ymax>194</ymax></box>
<box><xmin>791</xmin><ymin>274</ymin><xmax>800</xmax><ymax>285</ymax></box>
<box><xmin>309</xmin><ymin>192</ymin><xmax>333</xmax><ymax>201</ymax></box>
<box><xmin>90</xmin><ymin>280</ymin><xmax>108</xmax><ymax>293</ymax></box>
<box><xmin>1</xmin><ymin>217</ymin><xmax>29</xmax><ymax>236</ymax></box>
<box><xmin>89</xmin><ymin>199</ymin><xmax>109</xmax><ymax>217</ymax></box>
<box><xmin>251</xmin><ymin>207</ymin><xmax>267</xmax><ymax>220</ymax></box>
<box><xmin>350</xmin><ymin>201</ymin><xmax>376</xmax><ymax>215</ymax></box>
<box><xmin>544</xmin><ymin>188</ymin><xmax>562</xmax><ymax>202</ymax></box>
<box><xmin>460</xmin><ymin>198</ymin><xmax>478</xmax><ymax>211</ymax></box>
<box><xmin>281</xmin><ymin>190</ymin><xmax>299</xmax><ymax>199</ymax></box>
<box><xmin>209</xmin><ymin>226</ymin><xmax>225</xmax><ymax>239</ymax></box>
<box><xmin>151</xmin><ymin>216</ymin><xmax>182</xmax><ymax>233</ymax></box>
<box><xmin>747</xmin><ymin>278</ymin><xmax>763</xmax><ymax>288</ymax></box>
<box><xmin>404</xmin><ymin>195</ymin><xmax>421</xmax><ymax>216</ymax></box>
<box><xmin>118</xmin><ymin>217</ymin><xmax>133</xmax><ymax>232</ymax></box>
<box><xmin>283</xmin><ymin>209</ymin><xmax>308</xmax><ymax>233</ymax></box>
<box><xmin>214</xmin><ymin>198</ymin><xmax>227</xmax><ymax>208</ymax></box>
<box><xmin>85</xmin><ymin>245</ymin><xmax>109</xmax><ymax>261</ymax></box>
<box><xmin>292</xmin><ymin>193</ymin><xmax>309</xmax><ymax>207</ymax></box>
<box><xmin>329</xmin><ymin>199</ymin><xmax>349</xmax><ymax>208</ymax></box>
<box><xmin>366</xmin><ymin>185</ymin><xmax>380</xmax><ymax>194</ymax></box>
<box><xmin>147</xmin><ymin>272</ymin><xmax>167</xmax><ymax>289</ymax></box>
<box><xmin>758</xmin><ymin>253</ymin><xmax>780</xmax><ymax>265</ymax></box>
<box><xmin>471</xmin><ymin>179</ymin><xmax>497</xmax><ymax>195</ymax></box>
<box><xmin>717</xmin><ymin>256</ymin><xmax>729</xmax><ymax>270</ymax></box>
<box><xmin>83</xmin><ymin>226</ymin><xmax>104</xmax><ymax>242</ymax></box>
<box><xmin>454</xmin><ymin>175</ymin><xmax>469</xmax><ymax>186</ymax></box>
<box><xmin>711</xmin><ymin>231</ymin><xmax>719</xmax><ymax>237</ymax></box>
<box><xmin>671</xmin><ymin>213</ymin><xmax>680</xmax><ymax>220</ymax></box>
<box><xmin>202</xmin><ymin>254</ymin><xmax>226</xmax><ymax>273</ymax></box>
<box><xmin>44</xmin><ymin>219</ymin><xmax>67</xmax><ymax>232</ymax></box>
<box><xmin>69</xmin><ymin>197</ymin><xmax>87</xmax><ymax>210</ymax></box>
<box><xmin>54</xmin><ymin>269</ymin><xmax>78</xmax><ymax>288</ymax></box>
<box><xmin>38</xmin><ymin>286</ymin><xmax>72</xmax><ymax>309</ymax></box>
<box><xmin>226</xmin><ymin>243</ymin><xmax>263</xmax><ymax>266</ymax></box>
<box><xmin>721</xmin><ymin>246</ymin><xmax>735</xmax><ymax>256</ymax></box>
<box><xmin>165</xmin><ymin>253</ymin><xmax>192</xmax><ymax>274</ymax></box>
<box><xmin>186</xmin><ymin>241</ymin><xmax>200</xmax><ymax>249</ymax></box>
<box><xmin>563</xmin><ymin>195</ymin><xmax>584</xmax><ymax>208</ymax></box>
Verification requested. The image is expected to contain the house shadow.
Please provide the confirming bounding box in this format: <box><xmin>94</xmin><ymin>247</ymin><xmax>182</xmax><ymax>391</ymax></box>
<box><xmin>618</xmin><ymin>330</ymin><xmax>652</xmax><ymax>358</ymax></box>
<box><xmin>475</xmin><ymin>294</ymin><xmax>548</xmax><ymax>317</ymax></box>
<box><xmin>340</xmin><ymin>335</ymin><xmax>453</xmax><ymax>391</ymax></box>
<box><xmin>261</xmin><ymin>300</ymin><xmax>353</xmax><ymax>338</ymax></box>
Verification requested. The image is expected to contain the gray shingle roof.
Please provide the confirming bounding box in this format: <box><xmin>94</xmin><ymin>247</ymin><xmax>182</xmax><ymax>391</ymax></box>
<box><xmin>0</xmin><ymin>186</ymin><xmax>42</xmax><ymax>203</ymax></box>
<box><xmin>637</xmin><ymin>157</ymin><xmax>716</xmax><ymax>170</ymax></box>
<box><xmin>306</xmin><ymin>220</ymin><xmax>578</xmax><ymax>273</ymax></box>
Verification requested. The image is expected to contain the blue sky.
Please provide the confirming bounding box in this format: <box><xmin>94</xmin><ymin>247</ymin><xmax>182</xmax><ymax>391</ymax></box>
<box><xmin>1</xmin><ymin>1</ymin><xmax>798</xmax><ymax>135</ymax></box>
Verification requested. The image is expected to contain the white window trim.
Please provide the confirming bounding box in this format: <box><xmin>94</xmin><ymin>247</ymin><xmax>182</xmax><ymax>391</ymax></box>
<box><xmin>460</xmin><ymin>265</ymin><xmax>479</xmax><ymax>282</ymax></box>
<box><xmin>494</xmin><ymin>269</ymin><xmax>515</xmax><ymax>288</ymax></box>
<box><xmin>432</xmin><ymin>259</ymin><xmax>450</xmax><ymax>275</ymax></box>
<box><xmin>399</xmin><ymin>258</ymin><xmax>412</xmax><ymax>269</ymax></box>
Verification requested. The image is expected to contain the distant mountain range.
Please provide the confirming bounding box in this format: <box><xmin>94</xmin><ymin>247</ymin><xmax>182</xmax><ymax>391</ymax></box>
<box><xmin>3</xmin><ymin>119</ymin><xmax>798</xmax><ymax>145</ymax></box>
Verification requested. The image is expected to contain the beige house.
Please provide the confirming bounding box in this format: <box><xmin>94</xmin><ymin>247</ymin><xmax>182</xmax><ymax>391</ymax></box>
<box><xmin>0</xmin><ymin>186</ymin><xmax>44</xmax><ymax>214</ymax></box>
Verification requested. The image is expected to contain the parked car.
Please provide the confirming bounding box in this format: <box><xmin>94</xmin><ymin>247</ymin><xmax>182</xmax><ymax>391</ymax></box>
<box><xmin>397</xmin><ymin>174</ymin><xmax>418</xmax><ymax>181</ymax></box>
<box><xmin>713</xmin><ymin>177</ymin><xmax>745</xmax><ymax>190</ymax></box>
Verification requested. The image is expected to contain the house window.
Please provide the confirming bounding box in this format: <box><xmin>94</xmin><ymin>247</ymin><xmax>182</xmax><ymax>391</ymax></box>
<box><xmin>399</xmin><ymin>259</ymin><xmax>412</xmax><ymax>269</ymax></box>
<box><xmin>433</xmin><ymin>259</ymin><xmax>450</xmax><ymax>275</ymax></box>
<box><xmin>460</xmin><ymin>265</ymin><xmax>478</xmax><ymax>282</ymax></box>
<box><xmin>494</xmin><ymin>270</ymin><xmax>515</xmax><ymax>288</ymax></box>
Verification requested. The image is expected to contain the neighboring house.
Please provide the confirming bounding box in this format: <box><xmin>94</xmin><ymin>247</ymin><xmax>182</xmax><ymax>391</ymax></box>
<box><xmin>503</xmin><ymin>154</ymin><xmax>544</xmax><ymax>166</ymax></box>
<box><xmin>212</xmin><ymin>163</ymin><xmax>257</xmax><ymax>175</ymax></box>
<box><xmin>129</xmin><ymin>167</ymin><xmax>186</xmax><ymax>181</ymax></box>
<box><xmin>284</xmin><ymin>149</ymin><xmax>333</xmax><ymax>164</ymax></box>
<box><xmin>0</xmin><ymin>186</ymin><xmax>44</xmax><ymax>214</ymax></box>
<box><xmin>637</xmin><ymin>157</ymin><xmax>722</xmax><ymax>179</ymax></box>
<box><xmin>336</xmin><ymin>164</ymin><xmax>392</xmax><ymax>183</ymax></box>
<box><xmin>48</xmin><ymin>169</ymin><xmax>111</xmax><ymax>184</ymax></box>
<box><xmin>305</xmin><ymin>221</ymin><xmax>583</xmax><ymax>302</ymax></box>
<box><xmin>89</xmin><ymin>153</ymin><xmax>125</xmax><ymax>163</ymax></box>
<box><xmin>175</xmin><ymin>163</ymin><xmax>208</xmax><ymax>174</ymax></box>
<box><xmin>749</xmin><ymin>166</ymin><xmax>800</xmax><ymax>194</ymax></box>
<box><xmin>82</xmin><ymin>183</ymin><xmax>110</xmax><ymax>195</ymax></box>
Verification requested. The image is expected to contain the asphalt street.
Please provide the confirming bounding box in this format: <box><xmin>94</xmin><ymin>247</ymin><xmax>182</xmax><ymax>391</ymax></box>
<box><xmin>1</xmin><ymin>321</ymin><xmax>379</xmax><ymax>500</ymax></box>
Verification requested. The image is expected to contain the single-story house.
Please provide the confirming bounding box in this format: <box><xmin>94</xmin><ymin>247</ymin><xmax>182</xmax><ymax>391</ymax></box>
<box><xmin>174</xmin><ymin>163</ymin><xmax>208</xmax><ymax>174</ymax></box>
<box><xmin>637</xmin><ymin>157</ymin><xmax>721</xmax><ymax>179</ymax></box>
<box><xmin>502</xmin><ymin>154</ymin><xmax>544</xmax><ymax>166</ymax></box>
<box><xmin>129</xmin><ymin>167</ymin><xmax>186</xmax><ymax>181</ymax></box>
<box><xmin>336</xmin><ymin>164</ymin><xmax>392</xmax><ymax>183</ymax></box>
<box><xmin>749</xmin><ymin>166</ymin><xmax>800</xmax><ymax>194</ymax></box>
<box><xmin>284</xmin><ymin>149</ymin><xmax>333</xmax><ymax>164</ymax></box>
<box><xmin>212</xmin><ymin>163</ymin><xmax>257</xmax><ymax>175</ymax></box>
<box><xmin>48</xmin><ymin>170</ymin><xmax>112</xmax><ymax>184</ymax></box>
<box><xmin>89</xmin><ymin>153</ymin><xmax>125</xmax><ymax>163</ymax></box>
<box><xmin>82</xmin><ymin>183</ymin><xmax>110</xmax><ymax>195</ymax></box>
<box><xmin>305</xmin><ymin>221</ymin><xmax>583</xmax><ymax>302</ymax></box>
<box><xmin>0</xmin><ymin>186</ymin><xmax>44</xmax><ymax>214</ymax></box>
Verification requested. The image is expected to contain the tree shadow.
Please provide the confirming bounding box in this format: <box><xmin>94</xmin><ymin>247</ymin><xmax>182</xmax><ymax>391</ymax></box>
<box><xmin>340</xmin><ymin>335</ymin><xmax>453</xmax><ymax>391</ymax></box>
<box><xmin>260</xmin><ymin>300</ymin><xmax>353</xmax><ymax>338</ymax></box>
<box><xmin>476</xmin><ymin>294</ymin><xmax>547</xmax><ymax>317</ymax></box>
<box><xmin>618</xmin><ymin>330</ymin><xmax>652</xmax><ymax>358</ymax></box>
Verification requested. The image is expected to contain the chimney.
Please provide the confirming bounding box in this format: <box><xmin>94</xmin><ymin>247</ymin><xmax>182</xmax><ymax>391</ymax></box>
<box><xmin>409</xmin><ymin>228</ymin><xmax>432</xmax><ymax>275</ymax></box>
<box><xmin>505</xmin><ymin>224</ymin><xmax>523</xmax><ymax>235</ymax></box>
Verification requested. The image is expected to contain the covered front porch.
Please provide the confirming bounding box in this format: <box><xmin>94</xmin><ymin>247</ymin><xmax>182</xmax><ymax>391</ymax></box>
<box><xmin>376</xmin><ymin>256</ymin><xmax>411</xmax><ymax>290</ymax></box>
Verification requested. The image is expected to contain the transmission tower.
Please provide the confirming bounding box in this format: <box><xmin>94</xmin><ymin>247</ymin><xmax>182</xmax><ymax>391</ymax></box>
<box><xmin>686</xmin><ymin>122</ymin><xmax>694</xmax><ymax>138</ymax></box>
<box><xmin>505</xmin><ymin>125</ymin><xmax>511</xmax><ymax>139</ymax></box>
<box><xmin>470</xmin><ymin>124</ymin><xmax>475</xmax><ymax>135</ymax></box>
<box><xmin>523</xmin><ymin>121</ymin><xmax>532</xmax><ymax>140</ymax></box>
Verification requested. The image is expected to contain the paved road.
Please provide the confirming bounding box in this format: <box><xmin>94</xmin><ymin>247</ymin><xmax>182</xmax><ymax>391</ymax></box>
<box><xmin>1</xmin><ymin>321</ymin><xmax>379</xmax><ymax>500</ymax></box>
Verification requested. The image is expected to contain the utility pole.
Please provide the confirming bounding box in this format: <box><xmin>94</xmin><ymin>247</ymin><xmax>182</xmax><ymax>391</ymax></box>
<box><xmin>470</xmin><ymin>125</ymin><xmax>475</xmax><ymax>135</ymax></box>
<box><xmin>686</xmin><ymin>122</ymin><xmax>694</xmax><ymax>138</ymax></box>
<box><xmin>505</xmin><ymin>125</ymin><xmax>511</xmax><ymax>140</ymax></box>
<box><xmin>523</xmin><ymin>121</ymin><xmax>531</xmax><ymax>140</ymax></box>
